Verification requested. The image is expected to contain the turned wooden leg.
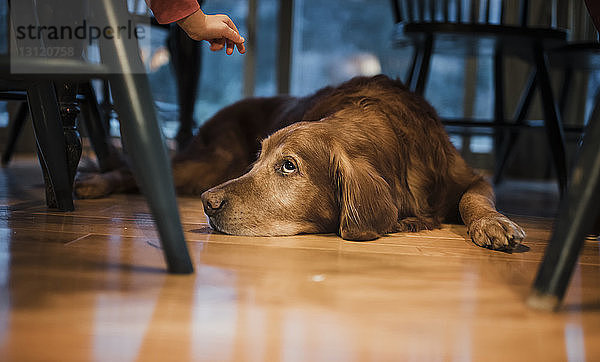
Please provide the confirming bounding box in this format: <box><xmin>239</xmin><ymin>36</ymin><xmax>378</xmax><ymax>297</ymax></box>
<box><xmin>55</xmin><ymin>81</ymin><xmax>82</xmax><ymax>190</ymax></box>
<box><xmin>28</xmin><ymin>81</ymin><xmax>74</xmax><ymax>211</ymax></box>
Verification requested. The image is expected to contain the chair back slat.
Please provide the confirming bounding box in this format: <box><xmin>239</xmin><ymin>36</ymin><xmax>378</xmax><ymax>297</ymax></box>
<box><xmin>519</xmin><ymin>0</ymin><xmax>529</xmax><ymax>27</ymax></box>
<box><xmin>470</xmin><ymin>0</ymin><xmax>479</xmax><ymax>23</ymax></box>
<box><xmin>443</xmin><ymin>0</ymin><xmax>450</xmax><ymax>22</ymax></box>
<box><xmin>405</xmin><ymin>0</ymin><xmax>414</xmax><ymax>22</ymax></box>
<box><xmin>418</xmin><ymin>1</ymin><xmax>425</xmax><ymax>22</ymax></box>
<box><xmin>391</xmin><ymin>0</ymin><xmax>402</xmax><ymax>23</ymax></box>
<box><xmin>431</xmin><ymin>0</ymin><xmax>438</xmax><ymax>21</ymax></box>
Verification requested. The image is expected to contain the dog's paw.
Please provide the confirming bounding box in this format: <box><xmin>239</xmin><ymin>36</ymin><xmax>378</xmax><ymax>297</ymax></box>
<box><xmin>468</xmin><ymin>214</ymin><xmax>526</xmax><ymax>251</ymax></box>
<box><xmin>74</xmin><ymin>173</ymin><xmax>114</xmax><ymax>199</ymax></box>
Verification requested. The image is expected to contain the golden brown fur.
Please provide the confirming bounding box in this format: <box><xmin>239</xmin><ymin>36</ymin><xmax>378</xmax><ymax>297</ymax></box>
<box><xmin>75</xmin><ymin>75</ymin><xmax>525</xmax><ymax>249</ymax></box>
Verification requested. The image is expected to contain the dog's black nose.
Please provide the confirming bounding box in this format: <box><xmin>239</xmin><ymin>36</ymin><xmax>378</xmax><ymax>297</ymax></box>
<box><xmin>201</xmin><ymin>189</ymin><xmax>226</xmax><ymax>216</ymax></box>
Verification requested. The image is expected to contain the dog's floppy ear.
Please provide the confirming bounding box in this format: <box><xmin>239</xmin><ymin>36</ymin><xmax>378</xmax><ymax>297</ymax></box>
<box><xmin>331</xmin><ymin>148</ymin><xmax>398</xmax><ymax>241</ymax></box>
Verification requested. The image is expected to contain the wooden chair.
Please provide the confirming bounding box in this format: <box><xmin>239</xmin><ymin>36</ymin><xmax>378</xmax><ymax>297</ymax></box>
<box><xmin>1</xmin><ymin>0</ymin><xmax>193</xmax><ymax>273</ymax></box>
<box><xmin>2</xmin><ymin>0</ymin><xmax>204</xmax><ymax>167</ymax></box>
<box><xmin>390</xmin><ymin>0</ymin><xmax>569</xmax><ymax>194</ymax></box>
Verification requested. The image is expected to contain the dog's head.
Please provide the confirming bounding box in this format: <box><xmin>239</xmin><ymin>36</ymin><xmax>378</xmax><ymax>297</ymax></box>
<box><xmin>201</xmin><ymin>118</ymin><xmax>398</xmax><ymax>240</ymax></box>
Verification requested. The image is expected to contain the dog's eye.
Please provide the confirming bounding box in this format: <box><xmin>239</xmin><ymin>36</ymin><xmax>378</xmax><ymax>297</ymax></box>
<box><xmin>281</xmin><ymin>160</ymin><xmax>297</xmax><ymax>174</ymax></box>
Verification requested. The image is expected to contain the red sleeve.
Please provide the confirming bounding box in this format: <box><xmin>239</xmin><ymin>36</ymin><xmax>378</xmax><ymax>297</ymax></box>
<box><xmin>145</xmin><ymin>0</ymin><xmax>201</xmax><ymax>24</ymax></box>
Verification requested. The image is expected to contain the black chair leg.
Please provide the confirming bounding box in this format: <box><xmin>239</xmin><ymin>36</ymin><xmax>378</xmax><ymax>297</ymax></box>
<box><xmin>528</xmin><ymin>99</ymin><xmax>600</xmax><ymax>311</ymax></box>
<box><xmin>533</xmin><ymin>42</ymin><xmax>568</xmax><ymax>196</ymax></box>
<box><xmin>101</xmin><ymin>80</ymin><xmax>113</xmax><ymax>130</ymax></box>
<box><xmin>558</xmin><ymin>67</ymin><xmax>573</xmax><ymax>118</ymax></box>
<box><xmin>414</xmin><ymin>34</ymin><xmax>433</xmax><ymax>96</ymax></box>
<box><xmin>79</xmin><ymin>82</ymin><xmax>124</xmax><ymax>172</ymax></box>
<box><xmin>27</xmin><ymin>81</ymin><xmax>74</xmax><ymax>211</ymax></box>
<box><xmin>168</xmin><ymin>24</ymin><xmax>202</xmax><ymax>151</ymax></box>
<box><xmin>2</xmin><ymin>102</ymin><xmax>28</xmax><ymax>166</ymax></box>
<box><xmin>405</xmin><ymin>46</ymin><xmax>419</xmax><ymax>89</ymax></box>
<box><xmin>494</xmin><ymin>69</ymin><xmax>537</xmax><ymax>185</ymax></box>
<box><xmin>108</xmin><ymin>73</ymin><xmax>193</xmax><ymax>274</ymax></box>
<box><xmin>95</xmin><ymin>0</ymin><xmax>193</xmax><ymax>274</ymax></box>
<box><xmin>492</xmin><ymin>46</ymin><xmax>507</xmax><ymax>176</ymax></box>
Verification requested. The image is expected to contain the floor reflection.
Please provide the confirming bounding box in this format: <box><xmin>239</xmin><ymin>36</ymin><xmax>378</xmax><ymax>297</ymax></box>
<box><xmin>92</xmin><ymin>237</ymin><xmax>163</xmax><ymax>362</ymax></box>
<box><xmin>0</xmin><ymin>229</ymin><xmax>11</xmax><ymax>350</ymax></box>
<box><xmin>564</xmin><ymin>266</ymin><xmax>586</xmax><ymax>362</ymax></box>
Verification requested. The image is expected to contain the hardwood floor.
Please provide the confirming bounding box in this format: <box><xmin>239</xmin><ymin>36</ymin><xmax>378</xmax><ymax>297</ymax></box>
<box><xmin>1</xmin><ymin>156</ymin><xmax>599</xmax><ymax>361</ymax></box>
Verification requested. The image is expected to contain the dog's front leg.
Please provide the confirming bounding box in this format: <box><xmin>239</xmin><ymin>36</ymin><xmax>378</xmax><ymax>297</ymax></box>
<box><xmin>459</xmin><ymin>177</ymin><xmax>525</xmax><ymax>250</ymax></box>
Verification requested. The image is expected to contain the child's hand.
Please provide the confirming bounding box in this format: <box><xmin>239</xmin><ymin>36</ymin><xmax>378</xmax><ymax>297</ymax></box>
<box><xmin>177</xmin><ymin>9</ymin><xmax>246</xmax><ymax>55</ymax></box>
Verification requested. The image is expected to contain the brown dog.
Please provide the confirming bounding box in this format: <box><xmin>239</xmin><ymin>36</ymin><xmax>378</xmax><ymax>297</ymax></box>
<box><xmin>75</xmin><ymin>75</ymin><xmax>525</xmax><ymax>249</ymax></box>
